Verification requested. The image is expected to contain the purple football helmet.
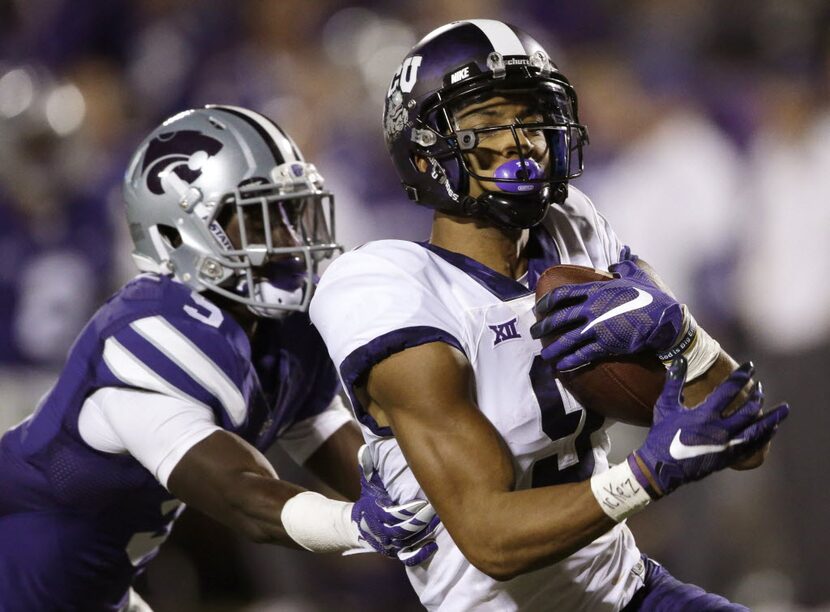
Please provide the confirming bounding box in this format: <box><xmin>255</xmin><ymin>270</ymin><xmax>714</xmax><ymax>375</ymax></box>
<box><xmin>383</xmin><ymin>20</ymin><xmax>588</xmax><ymax>229</ymax></box>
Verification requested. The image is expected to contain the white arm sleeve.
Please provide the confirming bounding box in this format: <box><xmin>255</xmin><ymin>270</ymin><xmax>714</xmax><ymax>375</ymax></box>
<box><xmin>78</xmin><ymin>387</ymin><xmax>222</xmax><ymax>489</ymax></box>
<box><xmin>277</xmin><ymin>395</ymin><xmax>355</xmax><ymax>465</ymax></box>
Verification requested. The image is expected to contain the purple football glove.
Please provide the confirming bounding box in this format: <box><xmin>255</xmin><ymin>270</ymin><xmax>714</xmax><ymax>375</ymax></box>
<box><xmin>629</xmin><ymin>358</ymin><xmax>789</xmax><ymax>498</ymax></box>
<box><xmin>530</xmin><ymin>259</ymin><xmax>686</xmax><ymax>371</ymax></box>
<box><xmin>351</xmin><ymin>445</ymin><xmax>440</xmax><ymax>566</ymax></box>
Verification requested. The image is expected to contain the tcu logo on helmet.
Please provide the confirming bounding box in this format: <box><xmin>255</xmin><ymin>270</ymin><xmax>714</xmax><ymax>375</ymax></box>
<box><xmin>387</xmin><ymin>56</ymin><xmax>423</xmax><ymax>98</ymax></box>
<box><xmin>141</xmin><ymin>130</ymin><xmax>224</xmax><ymax>195</ymax></box>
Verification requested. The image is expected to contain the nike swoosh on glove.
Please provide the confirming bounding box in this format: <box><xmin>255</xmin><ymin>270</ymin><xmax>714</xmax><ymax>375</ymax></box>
<box><xmin>628</xmin><ymin>358</ymin><xmax>789</xmax><ymax>498</ymax></box>
<box><xmin>530</xmin><ymin>259</ymin><xmax>685</xmax><ymax>372</ymax></box>
<box><xmin>351</xmin><ymin>445</ymin><xmax>440</xmax><ymax>566</ymax></box>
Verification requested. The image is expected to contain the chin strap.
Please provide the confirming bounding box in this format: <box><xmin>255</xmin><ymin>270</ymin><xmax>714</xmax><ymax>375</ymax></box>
<box><xmin>455</xmin><ymin>183</ymin><xmax>569</xmax><ymax>230</ymax></box>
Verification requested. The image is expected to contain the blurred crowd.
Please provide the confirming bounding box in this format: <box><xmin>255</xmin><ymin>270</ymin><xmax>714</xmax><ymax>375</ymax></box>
<box><xmin>1</xmin><ymin>0</ymin><xmax>829</xmax><ymax>610</ymax></box>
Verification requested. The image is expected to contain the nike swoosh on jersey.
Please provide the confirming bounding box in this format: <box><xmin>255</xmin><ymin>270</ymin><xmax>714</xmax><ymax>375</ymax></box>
<box><xmin>581</xmin><ymin>288</ymin><xmax>654</xmax><ymax>334</ymax></box>
<box><xmin>668</xmin><ymin>430</ymin><xmax>745</xmax><ymax>460</ymax></box>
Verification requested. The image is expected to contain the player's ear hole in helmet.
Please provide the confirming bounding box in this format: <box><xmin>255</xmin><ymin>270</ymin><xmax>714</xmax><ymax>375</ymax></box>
<box><xmin>383</xmin><ymin>20</ymin><xmax>588</xmax><ymax>230</ymax></box>
<box><xmin>123</xmin><ymin>105</ymin><xmax>341</xmax><ymax>318</ymax></box>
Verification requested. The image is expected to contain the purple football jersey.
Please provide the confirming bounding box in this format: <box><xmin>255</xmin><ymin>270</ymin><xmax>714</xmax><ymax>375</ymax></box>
<box><xmin>0</xmin><ymin>274</ymin><xmax>338</xmax><ymax>611</ymax></box>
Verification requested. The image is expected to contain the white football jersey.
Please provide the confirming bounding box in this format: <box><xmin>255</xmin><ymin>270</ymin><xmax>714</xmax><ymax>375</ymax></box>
<box><xmin>310</xmin><ymin>187</ymin><xmax>645</xmax><ymax>611</ymax></box>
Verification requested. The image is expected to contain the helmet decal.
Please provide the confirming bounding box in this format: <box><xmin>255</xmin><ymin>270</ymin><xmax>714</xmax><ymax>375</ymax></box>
<box><xmin>141</xmin><ymin>130</ymin><xmax>224</xmax><ymax>195</ymax></box>
<box><xmin>427</xmin><ymin>156</ymin><xmax>462</xmax><ymax>203</ymax></box>
<box><xmin>384</xmin><ymin>91</ymin><xmax>413</xmax><ymax>141</ymax></box>
<box><xmin>387</xmin><ymin>56</ymin><xmax>423</xmax><ymax>98</ymax></box>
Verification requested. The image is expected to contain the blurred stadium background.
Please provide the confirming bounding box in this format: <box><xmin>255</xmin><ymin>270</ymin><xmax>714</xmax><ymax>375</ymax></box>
<box><xmin>1</xmin><ymin>1</ymin><xmax>828</xmax><ymax>610</ymax></box>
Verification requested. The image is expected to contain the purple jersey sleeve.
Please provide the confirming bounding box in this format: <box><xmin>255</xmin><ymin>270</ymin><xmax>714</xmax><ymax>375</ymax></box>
<box><xmin>103</xmin><ymin>315</ymin><xmax>248</xmax><ymax>429</ymax></box>
<box><xmin>96</xmin><ymin>278</ymin><xmax>258</xmax><ymax>432</ymax></box>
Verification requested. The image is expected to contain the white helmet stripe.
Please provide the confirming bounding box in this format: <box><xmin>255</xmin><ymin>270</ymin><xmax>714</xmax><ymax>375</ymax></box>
<box><xmin>213</xmin><ymin>104</ymin><xmax>299</xmax><ymax>163</ymax></box>
<box><xmin>468</xmin><ymin>19</ymin><xmax>526</xmax><ymax>56</ymax></box>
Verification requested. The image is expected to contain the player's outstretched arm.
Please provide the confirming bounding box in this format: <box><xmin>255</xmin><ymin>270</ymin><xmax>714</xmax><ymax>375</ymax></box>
<box><xmin>360</xmin><ymin>343</ymin><xmax>788</xmax><ymax>581</ymax></box>
<box><xmin>167</xmin><ymin>427</ymin><xmax>438</xmax><ymax>561</ymax></box>
<box><xmin>168</xmin><ymin>429</ymin><xmax>305</xmax><ymax>545</ymax></box>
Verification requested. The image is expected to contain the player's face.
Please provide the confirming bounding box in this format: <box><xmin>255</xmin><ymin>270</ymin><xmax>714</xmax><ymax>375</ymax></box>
<box><xmin>215</xmin><ymin>185</ymin><xmax>336</xmax><ymax>281</ymax></box>
<box><xmin>219</xmin><ymin>203</ymin><xmax>301</xmax><ymax>252</ymax></box>
<box><xmin>216</xmin><ymin>198</ymin><xmax>309</xmax><ymax>285</ymax></box>
<box><xmin>451</xmin><ymin>95</ymin><xmax>551</xmax><ymax>197</ymax></box>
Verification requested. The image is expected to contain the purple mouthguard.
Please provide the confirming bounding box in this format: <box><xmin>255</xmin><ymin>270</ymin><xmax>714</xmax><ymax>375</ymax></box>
<box><xmin>493</xmin><ymin>158</ymin><xmax>543</xmax><ymax>193</ymax></box>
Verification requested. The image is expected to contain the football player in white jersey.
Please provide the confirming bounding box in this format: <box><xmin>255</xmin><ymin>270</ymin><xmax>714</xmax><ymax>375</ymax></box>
<box><xmin>310</xmin><ymin>20</ymin><xmax>788</xmax><ymax>611</ymax></box>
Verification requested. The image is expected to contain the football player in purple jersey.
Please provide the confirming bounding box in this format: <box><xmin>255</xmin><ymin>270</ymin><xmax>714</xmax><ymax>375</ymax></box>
<box><xmin>0</xmin><ymin>106</ymin><xmax>437</xmax><ymax>612</ymax></box>
<box><xmin>309</xmin><ymin>20</ymin><xmax>788</xmax><ymax>611</ymax></box>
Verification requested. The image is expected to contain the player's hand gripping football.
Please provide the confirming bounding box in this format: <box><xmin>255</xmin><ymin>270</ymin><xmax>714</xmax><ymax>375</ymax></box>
<box><xmin>628</xmin><ymin>358</ymin><xmax>789</xmax><ymax>498</ymax></box>
<box><xmin>351</xmin><ymin>445</ymin><xmax>440</xmax><ymax>566</ymax></box>
<box><xmin>530</xmin><ymin>258</ymin><xmax>685</xmax><ymax>371</ymax></box>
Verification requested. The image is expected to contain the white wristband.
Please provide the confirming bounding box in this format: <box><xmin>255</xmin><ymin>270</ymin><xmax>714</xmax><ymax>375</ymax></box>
<box><xmin>680</xmin><ymin>318</ymin><xmax>720</xmax><ymax>382</ymax></box>
<box><xmin>280</xmin><ymin>491</ymin><xmax>362</xmax><ymax>554</ymax></box>
<box><xmin>658</xmin><ymin>310</ymin><xmax>720</xmax><ymax>382</ymax></box>
<box><xmin>590</xmin><ymin>460</ymin><xmax>652</xmax><ymax>522</ymax></box>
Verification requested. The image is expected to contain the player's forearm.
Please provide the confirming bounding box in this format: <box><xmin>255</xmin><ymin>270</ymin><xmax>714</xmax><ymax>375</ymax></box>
<box><xmin>636</xmin><ymin>259</ymin><xmax>751</xmax><ymax>409</ymax></box>
<box><xmin>167</xmin><ymin>430</ymin><xmax>305</xmax><ymax>545</ymax></box>
<box><xmin>443</xmin><ymin>482</ymin><xmax>616</xmax><ymax>581</ymax></box>
<box><xmin>385</xmin><ymin>381</ymin><xmax>618</xmax><ymax>580</ymax></box>
<box><xmin>171</xmin><ymin>462</ymin><xmax>304</xmax><ymax>545</ymax></box>
<box><xmin>411</xmin><ymin>424</ymin><xmax>618</xmax><ymax>579</ymax></box>
<box><xmin>642</xmin><ymin>256</ymin><xmax>768</xmax><ymax>469</ymax></box>
<box><xmin>222</xmin><ymin>472</ymin><xmax>307</xmax><ymax>545</ymax></box>
<box><xmin>398</xmin><ymin>412</ymin><xmax>621</xmax><ymax>579</ymax></box>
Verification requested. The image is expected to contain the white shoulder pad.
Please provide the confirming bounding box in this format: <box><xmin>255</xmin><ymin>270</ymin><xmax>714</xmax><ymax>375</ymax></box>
<box><xmin>543</xmin><ymin>186</ymin><xmax>625</xmax><ymax>269</ymax></box>
<box><xmin>311</xmin><ymin>240</ymin><xmax>466</xmax><ymax>413</ymax></box>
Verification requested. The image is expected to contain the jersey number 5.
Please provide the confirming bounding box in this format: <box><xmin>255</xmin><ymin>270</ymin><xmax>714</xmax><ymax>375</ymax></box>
<box><xmin>528</xmin><ymin>356</ymin><xmax>603</xmax><ymax>487</ymax></box>
<box><xmin>183</xmin><ymin>292</ymin><xmax>223</xmax><ymax>328</ymax></box>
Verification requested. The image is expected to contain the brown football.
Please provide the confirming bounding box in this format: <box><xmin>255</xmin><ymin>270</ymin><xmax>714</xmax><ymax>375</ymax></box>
<box><xmin>534</xmin><ymin>264</ymin><xmax>665</xmax><ymax>426</ymax></box>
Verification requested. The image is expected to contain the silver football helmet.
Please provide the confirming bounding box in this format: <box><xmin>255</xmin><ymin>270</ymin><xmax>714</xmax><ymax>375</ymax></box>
<box><xmin>123</xmin><ymin>105</ymin><xmax>340</xmax><ymax>317</ymax></box>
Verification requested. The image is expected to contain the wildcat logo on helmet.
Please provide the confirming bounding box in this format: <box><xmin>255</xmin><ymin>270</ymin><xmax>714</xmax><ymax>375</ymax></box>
<box><xmin>141</xmin><ymin>130</ymin><xmax>224</xmax><ymax>195</ymax></box>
